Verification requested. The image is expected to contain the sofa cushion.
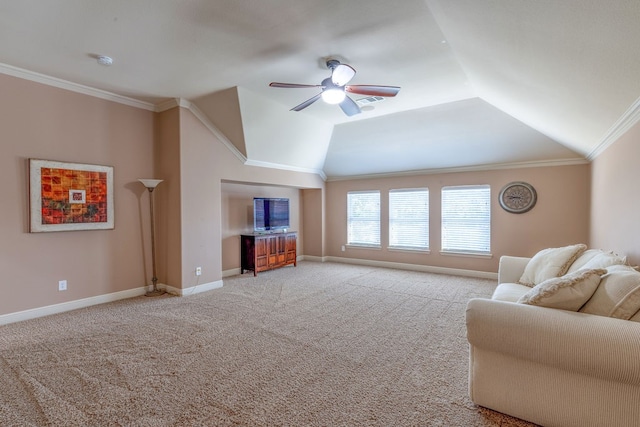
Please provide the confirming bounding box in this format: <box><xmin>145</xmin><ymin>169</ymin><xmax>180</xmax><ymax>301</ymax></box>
<box><xmin>517</xmin><ymin>268</ymin><xmax>606</xmax><ymax>311</ymax></box>
<box><xmin>518</xmin><ymin>244</ymin><xmax>587</xmax><ymax>287</ymax></box>
<box><xmin>492</xmin><ymin>283</ymin><xmax>532</xmax><ymax>302</ymax></box>
<box><xmin>567</xmin><ymin>249</ymin><xmax>627</xmax><ymax>273</ymax></box>
<box><xmin>580</xmin><ymin>265</ymin><xmax>640</xmax><ymax>319</ymax></box>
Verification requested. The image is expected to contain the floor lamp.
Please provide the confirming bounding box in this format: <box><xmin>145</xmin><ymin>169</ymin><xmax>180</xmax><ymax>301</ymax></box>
<box><xmin>139</xmin><ymin>179</ymin><xmax>165</xmax><ymax>297</ymax></box>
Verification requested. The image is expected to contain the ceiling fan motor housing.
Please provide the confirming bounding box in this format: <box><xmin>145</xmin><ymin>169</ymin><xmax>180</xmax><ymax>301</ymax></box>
<box><xmin>326</xmin><ymin>59</ymin><xmax>341</xmax><ymax>70</ymax></box>
<box><xmin>268</xmin><ymin>59</ymin><xmax>399</xmax><ymax>116</ymax></box>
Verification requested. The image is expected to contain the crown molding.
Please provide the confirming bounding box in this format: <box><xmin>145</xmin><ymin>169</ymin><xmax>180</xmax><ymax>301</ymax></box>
<box><xmin>325</xmin><ymin>157</ymin><xmax>589</xmax><ymax>181</ymax></box>
<box><xmin>155</xmin><ymin>98</ymin><xmax>179</xmax><ymax>112</ymax></box>
<box><xmin>176</xmin><ymin>98</ymin><xmax>248</xmax><ymax>164</ymax></box>
<box><xmin>244</xmin><ymin>159</ymin><xmax>327</xmax><ymax>181</ymax></box>
<box><xmin>4</xmin><ymin>61</ymin><xmax>595</xmax><ymax>183</ymax></box>
<box><xmin>587</xmin><ymin>95</ymin><xmax>640</xmax><ymax>161</ymax></box>
<box><xmin>174</xmin><ymin>98</ymin><xmax>327</xmax><ymax>180</ymax></box>
<box><xmin>0</xmin><ymin>62</ymin><xmax>156</xmax><ymax>111</ymax></box>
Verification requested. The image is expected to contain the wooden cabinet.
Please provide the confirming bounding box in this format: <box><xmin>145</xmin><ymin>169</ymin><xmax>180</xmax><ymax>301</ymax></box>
<box><xmin>241</xmin><ymin>232</ymin><xmax>297</xmax><ymax>276</ymax></box>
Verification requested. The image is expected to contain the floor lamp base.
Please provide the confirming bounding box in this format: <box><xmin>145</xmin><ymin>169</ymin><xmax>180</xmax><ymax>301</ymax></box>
<box><xmin>145</xmin><ymin>287</ymin><xmax>166</xmax><ymax>297</ymax></box>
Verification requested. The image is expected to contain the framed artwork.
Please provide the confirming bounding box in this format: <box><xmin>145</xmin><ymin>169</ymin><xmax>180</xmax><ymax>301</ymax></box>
<box><xmin>29</xmin><ymin>159</ymin><xmax>114</xmax><ymax>232</ymax></box>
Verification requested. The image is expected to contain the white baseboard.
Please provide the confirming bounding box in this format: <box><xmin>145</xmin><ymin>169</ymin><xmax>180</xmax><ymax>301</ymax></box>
<box><xmin>166</xmin><ymin>280</ymin><xmax>224</xmax><ymax>296</ymax></box>
<box><xmin>1</xmin><ymin>259</ymin><xmax>493</xmax><ymax>325</ymax></box>
<box><xmin>0</xmin><ymin>287</ymin><xmax>147</xmax><ymax>326</ymax></box>
<box><xmin>223</xmin><ymin>268</ymin><xmax>242</xmax><ymax>277</ymax></box>
<box><xmin>321</xmin><ymin>256</ymin><xmax>498</xmax><ymax>280</ymax></box>
<box><xmin>299</xmin><ymin>255</ymin><xmax>328</xmax><ymax>262</ymax></box>
<box><xmin>0</xmin><ymin>280</ymin><xmax>226</xmax><ymax>325</ymax></box>
<box><xmin>225</xmin><ymin>255</ymin><xmax>496</xmax><ymax>279</ymax></box>
<box><xmin>222</xmin><ymin>255</ymin><xmax>307</xmax><ymax>278</ymax></box>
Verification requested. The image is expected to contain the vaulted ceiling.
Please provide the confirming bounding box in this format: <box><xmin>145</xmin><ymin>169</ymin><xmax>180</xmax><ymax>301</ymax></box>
<box><xmin>2</xmin><ymin>1</ymin><xmax>639</xmax><ymax>179</ymax></box>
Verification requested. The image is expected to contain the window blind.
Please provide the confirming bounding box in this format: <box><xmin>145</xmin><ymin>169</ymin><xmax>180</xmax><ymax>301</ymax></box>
<box><xmin>347</xmin><ymin>191</ymin><xmax>380</xmax><ymax>246</ymax></box>
<box><xmin>389</xmin><ymin>188</ymin><xmax>429</xmax><ymax>250</ymax></box>
<box><xmin>441</xmin><ymin>185</ymin><xmax>490</xmax><ymax>253</ymax></box>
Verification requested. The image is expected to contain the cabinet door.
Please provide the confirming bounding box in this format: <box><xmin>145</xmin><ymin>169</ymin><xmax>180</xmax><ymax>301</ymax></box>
<box><xmin>286</xmin><ymin>234</ymin><xmax>297</xmax><ymax>262</ymax></box>
<box><xmin>275</xmin><ymin>235</ymin><xmax>285</xmax><ymax>263</ymax></box>
<box><xmin>241</xmin><ymin>236</ymin><xmax>255</xmax><ymax>272</ymax></box>
<box><xmin>255</xmin><ymin>237</ymin><xmax>268</xmax><ymax>270</ymax></box>
<box><xmin>267</xmin><ymin>235</ymin><xmax>279</xmax><ymax>266</ymax></box>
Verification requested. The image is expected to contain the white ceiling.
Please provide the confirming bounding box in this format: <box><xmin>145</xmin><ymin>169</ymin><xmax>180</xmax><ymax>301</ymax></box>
<box><xmin>2</xmin><ymin>0</ymin><xmax>639</xmax><ymax>179</ymax></box>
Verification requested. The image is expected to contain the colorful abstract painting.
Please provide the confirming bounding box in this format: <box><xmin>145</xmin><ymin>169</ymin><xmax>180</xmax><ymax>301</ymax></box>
<box><xmin>29</xmin><ymin>159</ymin><xmax>114</xmax><ymax>232</ymax></box>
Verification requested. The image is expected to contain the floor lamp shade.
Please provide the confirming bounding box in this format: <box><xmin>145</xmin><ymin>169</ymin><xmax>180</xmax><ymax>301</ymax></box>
<box><xmin>139</xmin><ymin>179</ymin><xmax>164</xmax><ymax>296</ymax></box>
<box><xmin>138</xmin><ymin>179</ymin><xmax>163</xmax><ymax>189</ymax></box>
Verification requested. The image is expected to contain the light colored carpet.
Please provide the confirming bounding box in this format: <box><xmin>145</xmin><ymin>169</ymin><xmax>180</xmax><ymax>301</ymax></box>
<box><xmin>0</xmin><ymin>262</ymin><xmax>537</xmax><ymax>426</ymax></box>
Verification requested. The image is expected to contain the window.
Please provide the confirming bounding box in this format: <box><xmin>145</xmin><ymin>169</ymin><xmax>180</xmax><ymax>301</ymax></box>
<box><xmin>441</xmin><ymin>185</ymin><xmax>490</xmax><ymax>254</ymax></box>
<box><xmin>347</xmin><ymin>191</ymin><xmax>380</xmax><ymax>246</ymax></box>
<box><xmin>389</xmin><ymin>188</ymin><xmax>429</xmax><ymax>250</ymax></box>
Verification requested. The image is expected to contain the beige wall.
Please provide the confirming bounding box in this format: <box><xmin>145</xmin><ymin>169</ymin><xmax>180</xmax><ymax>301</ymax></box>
<box><xmin>591</xmin><ymin>121</ymin><xmax>640</xmax><ymax>265</ymax></box>
<box><xmin>0</xmin><ymin>74</ymin><xmax>155</xmax><ymax>316</ymax></box>
<box><xmin>3</xmin><ymin>70</ymin><xmax>639</xmax><ymax>318</ymax></box>
<box><xmin>171</xmin><ymin>108</ymin><xmax>324</xmax><ymax>287</ymax></box>
<box><xmin>326</xmin><ymin>164</ymin><xmax>591</xmax><ymax>273</ymax></box>
<box><xmin>0</xmin><ymin>75</ymin><xmax>324</xmax><ymax>316</ymax></box>
<box><xmin>302</xmin><ymin>189</ymin><xmax>325</xmax><ymax>258</ymax></box>
<box><xmin>155</xmin><ymin>108</ymin><xmax>182</xmax><ymax>288</ymax></box>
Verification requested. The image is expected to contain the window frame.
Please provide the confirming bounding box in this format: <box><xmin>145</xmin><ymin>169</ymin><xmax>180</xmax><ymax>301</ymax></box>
<box><xmin>347</xmin><ymin>190</ymin><xmax>381</xmax><ymax>248</ymax></box>
<box><xmin>388</xmin><ymin>188</ymin><xmax>430</xmax><ymax>252</ymax></box>
<box><xmin>440</xmin><ymin>184</ymin><xmax>491</xmax><ymax>257</ymax></box>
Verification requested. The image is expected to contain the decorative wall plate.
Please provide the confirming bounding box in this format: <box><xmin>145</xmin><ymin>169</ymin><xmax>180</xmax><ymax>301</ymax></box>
<box><xmin>499</xmin><ymin>181</ymin><xmax>537</xmax><ymax>213</ymax></box>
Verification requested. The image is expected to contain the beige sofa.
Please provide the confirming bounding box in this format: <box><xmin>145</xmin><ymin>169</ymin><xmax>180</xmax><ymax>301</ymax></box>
<box><xmin>466</xmin><ymin>247</ymin><xmax>640</xmax><ymax>427</ymax></box>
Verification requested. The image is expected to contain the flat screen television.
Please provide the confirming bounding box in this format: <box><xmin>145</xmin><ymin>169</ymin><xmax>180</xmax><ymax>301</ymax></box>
<box><xmin>253</xmin><ymin>198</ymin><xmax>290</xmax><ymax>232</ymax></box>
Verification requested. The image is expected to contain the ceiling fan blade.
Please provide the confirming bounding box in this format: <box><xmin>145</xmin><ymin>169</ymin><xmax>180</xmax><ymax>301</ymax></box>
<box><xmin>339</xmin><ymin>96</ymin><xmax>361</xmax><ymax>117</ymax></box>
<box><xmin>270</xmin><ymin>82</ymin><xmax>323</xmax><ymax>89</ymax></box>
<box><xmin>345</xmin><ymin>85</ymin><xmax>401</xmax><ymax>97</ymax></box>
<box><xmin>291</xmin><ymin>93</ymin><xmax>322</xmax><ymax>111</ymax></box>
<box><xmin>331</xmin><ymin>64</ymin><xmax>356</xmax><ymax>86</ymax></box>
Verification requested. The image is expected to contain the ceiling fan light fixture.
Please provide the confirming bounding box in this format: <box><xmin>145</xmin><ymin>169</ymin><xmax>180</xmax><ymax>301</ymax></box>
<box><xmin>322</xmin><ymin>88</ymin><xmax>346</xmax><ymax>104</ymax></box>
<box><xmin>269</xmin><ymin>59</ymin><xmax>399</xmax><ymax>116</ymax></box>
<box><xmin>331</xmin><ymin>63</ymin><xmax>356</xmax><ymax>86</ymax></box>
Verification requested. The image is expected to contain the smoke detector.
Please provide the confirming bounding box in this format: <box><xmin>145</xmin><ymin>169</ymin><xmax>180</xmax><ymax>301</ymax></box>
<box><xmin>97</xmin><ymin>55</ymin><xmax>113</xmax><ymax>66</ymax></box>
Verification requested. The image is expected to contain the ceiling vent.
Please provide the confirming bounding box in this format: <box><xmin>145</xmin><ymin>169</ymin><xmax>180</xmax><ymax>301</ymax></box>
<box><xmin>356</xmin><ymin>96</ymin><xmax>385</xmax><ymax>105</ymax></box>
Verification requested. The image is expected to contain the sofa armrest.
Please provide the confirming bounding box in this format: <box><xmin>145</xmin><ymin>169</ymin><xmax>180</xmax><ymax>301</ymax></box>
<box><xmin>497</xmin><ymin>255</ymin><xmax>530</xmax><ymax>284</ymax></box>
<box><xmin>466</xmin><ymin>298</ymin><xmax>640</xmax><ymax>384</ymax></box>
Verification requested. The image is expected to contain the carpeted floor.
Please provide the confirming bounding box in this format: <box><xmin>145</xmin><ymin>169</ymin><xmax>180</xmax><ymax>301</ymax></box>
<box><xmin>0</xmin><ymin>262</ymin><xmax>538</xmax><ymax>426</ymax></box>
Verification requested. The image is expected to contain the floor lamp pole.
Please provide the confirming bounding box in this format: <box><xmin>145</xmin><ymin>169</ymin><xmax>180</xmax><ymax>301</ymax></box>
<box><xmin>139</xmin><ymin>179</ymin><xmax>165</xmax><ymax>297</ymax></box>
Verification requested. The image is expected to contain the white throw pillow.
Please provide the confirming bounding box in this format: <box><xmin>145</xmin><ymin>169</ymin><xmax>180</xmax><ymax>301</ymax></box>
<box><xmin>492</xmin><ymin>283</ymin><xmax>533</xmax><ymax>303</ymax></box>
<box><xmin>568</xmin><ymin>249</ymin><xmax>627</xmax><ymax>273</ymax></box>
<box><xmin>580</xmin><ymin>265</ymin><xmax>640</xmax><ymax>319</ymax></box>
<box><xmin>517</xmin><ymin>268</ymin><xmax>606</xmax><ymax>311</ymax></box>
<box><xmin>518</xmin><ymin>244</ymin><xmax>587</xmax><ymax>287</ymax></box>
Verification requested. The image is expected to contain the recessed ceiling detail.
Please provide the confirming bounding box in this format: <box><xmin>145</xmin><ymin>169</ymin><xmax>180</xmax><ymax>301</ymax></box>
<box><xmin>0</xmin><ymin>1</ymin><xmax>638</xmax><ymax>179</ymax></box>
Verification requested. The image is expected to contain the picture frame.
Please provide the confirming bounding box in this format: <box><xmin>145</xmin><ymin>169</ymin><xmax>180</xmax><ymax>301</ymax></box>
<box><xmin>29</xmin><ymin>159</ymin><xmax>114</xmax><ymax>232</ymax></box>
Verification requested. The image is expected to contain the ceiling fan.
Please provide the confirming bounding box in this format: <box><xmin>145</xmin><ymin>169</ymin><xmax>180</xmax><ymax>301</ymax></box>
<box><xmin>269</xmin><ymin>59</ymin><xmax>401</xmax><ymax>117</ymax></box>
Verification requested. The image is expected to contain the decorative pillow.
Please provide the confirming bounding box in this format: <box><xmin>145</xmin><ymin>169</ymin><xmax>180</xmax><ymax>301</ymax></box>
<box><xmin>568</xmin><ymin>249</ymin><xmax>627</xmax><ymax>273</ymax></box>
<box><xmin>492</xmin><ymin>283</ymin><xmax>534</xmax><ymax>303</ymax></box>
<box><xmin>579</xmin><ymin>265</ymin><xmax>640</xmax><ymax>319</ymax></box>
<box><xmin>566</xmin><ymin>249</ymin><xmax>605</xmax><ymax>273</ymax></box>
<box><xmin>517</xmin><ymin>268</ymin><xmax>606</xmax><ymax>310</ymax></box>
<box><xmin>518</xmin><ymin>244</ymin><xmax>587</xmax><ymax>287</ymax></box>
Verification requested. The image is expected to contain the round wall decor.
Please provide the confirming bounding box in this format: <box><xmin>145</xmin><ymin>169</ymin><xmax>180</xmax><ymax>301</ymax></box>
<box><xmin>499</xmin><ymin>181</ymin><xmax>537</xmax><ymax>213</ymax></box>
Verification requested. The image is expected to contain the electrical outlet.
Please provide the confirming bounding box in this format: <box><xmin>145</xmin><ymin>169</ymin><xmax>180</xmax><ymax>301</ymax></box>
<box><xmin>58</xmin><ymin>280</ymin><xmax>67</xmax><ymax>291</ymax></box>
<box><xmin>195</xmin><ymin>267</ymin><xmax>202</xmax><ymax>276</ymax></box>
<box><xmin>341</xmin><ymin>245</ymin><xmax>346</xmax><ymax>252</ymax></box>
